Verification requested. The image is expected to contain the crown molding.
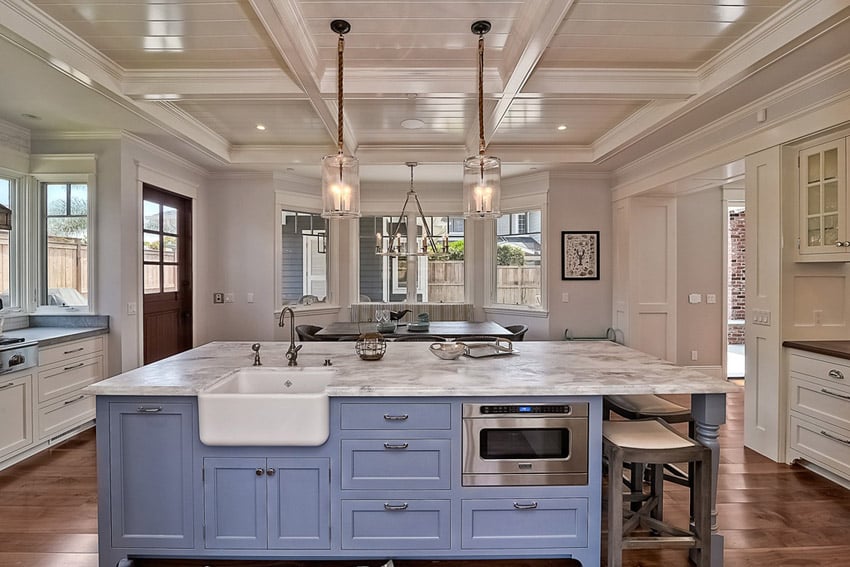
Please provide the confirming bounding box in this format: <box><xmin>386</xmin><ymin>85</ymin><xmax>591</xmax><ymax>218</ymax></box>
<box><xmin>124</xmin><ymin>132</ymin><xmax>209</xmax><ymax>178</ymax></box>
<box><xmin>229</xmin><ymin>144</ymin><xmax>332</xmax><ymax>165</ymax></box>
<box><xmin>30</xmin><ymin>130</ymin><xmax>122</xmax><ymax>141</ymax></box>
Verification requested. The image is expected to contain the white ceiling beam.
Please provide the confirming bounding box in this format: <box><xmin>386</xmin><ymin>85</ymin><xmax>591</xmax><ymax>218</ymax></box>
<box><xmin>247</xmin><ymin>0</ymin><xmax>357</xmax><ymax>154</ymax></box>
<box><xmin>123</xmin><ymin>69</ymin><xmax>304</xmax><ymax>99</ymax></box>
<box><xmin>522</xmin><ymin>69</ymin><xmax>698</xmax><ymax>99</ymax></box>
<box><xmin>465</xmin><ymin>0</ymin><xmax>576</xmax><ymax>154</ymax></box>
<box><xmin>592</xmin><ymin>100</ymin><xmax>691</xmax><ymax>163</ymax></box>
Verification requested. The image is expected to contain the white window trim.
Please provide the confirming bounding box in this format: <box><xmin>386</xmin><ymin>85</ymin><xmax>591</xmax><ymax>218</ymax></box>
<box><xmin>30</xmin><ymin>169</ymin><xmax>97</xmax><ymax>315</ymax></box>
<box><xmin>484</xmin><ymin>180</ymin><xmax>549</xmax><ymax>314</ymax></box>
<box><xmin>274</xmin><ymin>190</ymin><xmax>340</xmax><ymax>311</ymax></box>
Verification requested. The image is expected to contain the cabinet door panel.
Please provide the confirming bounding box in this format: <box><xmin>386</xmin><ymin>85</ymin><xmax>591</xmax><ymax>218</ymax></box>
<box><xmin>109</xmin><ymin>401</ymin><xmax>194</xmax><ymax>548</ymax></box>
<box><xmin>461</xmin><ymin>498</ymin><xmax>588</xmax><ymax>549</ymax></box>
<box><xmin>267</xmin><ymin>458</ymin><xmax>330</xmax><ymax>549</ymax></box>
<box><xmin>0</xmin><ymin>373</ymin><xmax>33</xmax><ymax>460</ymax></box>
<box><xmin>204</xmin><ymin>457</ymin><xmax>267</xmax><ymax>549</ymax></box>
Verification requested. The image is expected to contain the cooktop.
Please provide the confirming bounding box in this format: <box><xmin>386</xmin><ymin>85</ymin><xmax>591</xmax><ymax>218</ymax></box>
<box><xmin>0</xmin><ymin>336</ymin><xmax>25</xmax><ymax>346</ymax></box>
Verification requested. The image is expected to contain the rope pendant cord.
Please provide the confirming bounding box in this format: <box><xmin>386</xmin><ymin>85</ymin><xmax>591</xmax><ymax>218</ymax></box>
<box><xmin>337</xmin><ymin>34</ymin><xmax>344</xmax><ymax>154</ymax></box>
<box><xmin>477</xmin><ymin>35</ymin><xmax>485</xmax><ymax>156</ymax></box>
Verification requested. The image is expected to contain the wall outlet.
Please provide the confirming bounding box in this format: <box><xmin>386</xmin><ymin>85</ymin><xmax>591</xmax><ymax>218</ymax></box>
<box><xmin>691</xmin><ymin>350</ymin><xmax>698</xmax><ymax>361</ymax></box>
<box><xmin>127</xmin><ymin>302</ymin><xmax>137</xmax><ymax>315</ymax></box>
<box><xmin>706</xmin><ymin>294</ymin><xmax>717</xmax><ymax>304</ymax></box>
<box><xmin>213</xmin><ymin>292</ymin><xmax>224</xmax><ymax>304</ymax></box>
<box><xmin>224</xmin><ymin>293</ymin><xmax>235</xmax><ymax>303</ymax></box>
<box><xmin>814</xmin><ymin>309</ymin><xmax>822</xmax><ymax>324</ymax></box>
<box><xmin>247</xmin><ymin>292</ymin><xmax>255</xmax><ymax>303</ymax></box>
<box><xmin>561</xmin><ymin>292</ymin><xmax>569</xmax><ymax>303</ymax></box>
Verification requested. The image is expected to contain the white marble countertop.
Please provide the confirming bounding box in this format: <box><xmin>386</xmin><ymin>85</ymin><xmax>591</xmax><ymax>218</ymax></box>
<box><xmin>86</xmin><ymin>340</ymin><xmax>737</xmax><ymax>397</ymax></box>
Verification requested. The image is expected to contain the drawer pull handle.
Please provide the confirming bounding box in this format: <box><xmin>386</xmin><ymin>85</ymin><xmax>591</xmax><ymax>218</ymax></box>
<box><xmin>383</xmin><ymin>442</ymin><xmax>409</xmax><ymax>450</ymax></box>
<box><xmin>0</xmin><ymin>381</ymin><xmax>15</xmax><ymax>391</ymax></box>
<box><xmin>513</xmin><ymin>501</ymin><xmax>539</xmax><ymax>510</ymax></box>
<box><xmin>820</xmin><ymin>388</ymin><xmax>850</xmax><ymax>401</ymax></box>
<box><xmin>383</xmin><ymin>414</ymin><xmax>409</xmax><ymax>421</ymax></box>
<box><xmin>63</xmin><ymin>394</ymin><xmax>87</xmax><ymax>405</ymax></box>
<box><xmin>820</xmin><ymin>430</ymin><xmax>850</xmax><ymax>445</ymax></box>
<box><xmin>828</xmin><ymin>369</ymin><xmax>845</xmax><ymax>380</ymax></box>
<box><xmin>63</xmin><ymin>362</ymin><xmax>86</xmax><ymax>371</ymax></box>
<box><xmin>136</xmin><ymin>406</ymin><xmax>162</xmax><ymax>413</ymax></box>
<box><xmin>64</xmin><ymin>347</ymin><xmax>85</xmax><ymax>355</ymax></box>
<box><xmin>383</xmin><ymin>502</ymin><xmax>408</xmax><ymax>511</ymax></box>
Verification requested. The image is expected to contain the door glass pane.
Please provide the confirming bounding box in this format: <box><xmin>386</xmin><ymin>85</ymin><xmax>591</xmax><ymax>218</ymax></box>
<box><xmin>163</xmin><ymin>235</ymin><xmax>178</xmax><ymax>264</ymax></box>
<box><xmin>163</xmin><ymin>265</ymin><xmax>178</xmax><ymax>292</ymax></box>
<box><xmin>143</xmin><ymin>233</ymin><xmax>160</xmax><ymax>259</ymax></box>
<box><xmin>69</xmin><ymin>185</ymin><xmax>88</xmax><ymax>215</ymax></box>
<box><xmin>808</xmin><ymin>217</ymin><xmax>822</xmax><ymax>246</ymax></box>
<box><xmin>808</xmin><ymin>185</ymin><xmax>820</xmax><ymax>215</ymax></box>
<box><xmin>824</xmin><ymin>148</ymin><xmax>838</xmax><ymax>180</ymax></box>
<box><xmin>143</xmin><ymin>201</ymin><xmax>160</xmax><ymax>231</ymax></box>
<box><xmin>824</xmin><ymin>214</ymin><xmax>839</xmax><ymax>246</ymax></box>
<box><xmin>824</xmin><ymin>181</ymin><xmax>839</xmax><ymax>213</ymax></box>
<box><xmin>144</xmin><ymin>265</ymin><xmax>160</xmax><ymax>294</ymax></box>
<box><xmin>808</xmin><ymin>153</ymin><xmax>821</xmax><ymax>183</ymax></box>
<box><xmin>163</xmin><ymin>205</ymin><xmax>177</xmax><ymax>234</ymax></box>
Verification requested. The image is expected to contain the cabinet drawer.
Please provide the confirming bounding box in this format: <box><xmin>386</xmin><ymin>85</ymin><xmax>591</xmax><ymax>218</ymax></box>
<box><xmin>789</xmin><ymin>376</ymin><xmax>850</xmax><ymax>431</ymax></box>
<box><xmin>38</xmin><ymin>392</ymin><xmax>94</xmax><ymax>440</ymax></box>
<box><xmin>341</xmin><ymin>439</ymin><xmax>451</xmax><ymax>490</ymax></box>
<box><xmin>339</xmin><ymin>402</ymin><xmax>451</xmax><ymax>430</ymax></box>
<box><xmin>340</xmin><ymin>499</ymin><xmax>451</xmax><ymax>550</ymax></box>
<box><xmin>789</xmin><ymin>353</ymin><xmax>850</xmax><ymax>384</ymax></box>
<box><xmin>461</xmin><ymin>498</ymin><xmax>588</xmax><ymax>549</ymax></box>
<box><xmin>39</xmin><ymin>336</ymin><xmax>103</xmax><ymax>367</ymax></box>
<box><xmin>789</xmin><ymin>415</ymin><xmax>850</xmax><ymax>479</ymax></box>
<box><xmin>38</xmin><ymin>355</ymin><xmax>102</xmax><ymax>403</ymax></box>
<box><xmin>0</xmin><ymin>373</ymin><xmax>34</xmax><ymax>460</ymax></box>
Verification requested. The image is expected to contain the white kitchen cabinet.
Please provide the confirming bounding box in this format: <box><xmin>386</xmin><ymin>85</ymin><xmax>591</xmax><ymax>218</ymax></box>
<box><xmin>36</xmin><ymin>335</ymin><xmax>104</xmax><ymax>441</ymax></box>
<box><xmin>796</xmin><ymin>137</ymin><xmax>849</xmax><ymax>261</ymax></box>
<box><xmin>787</xmin><ymin>350</ymin><xmax>850</xmax><ymax>481</ymax></box>
<box><xmin>0</xmin><ymin>371</ymin><xmax>34</xmax><ymax>460</ymax></box>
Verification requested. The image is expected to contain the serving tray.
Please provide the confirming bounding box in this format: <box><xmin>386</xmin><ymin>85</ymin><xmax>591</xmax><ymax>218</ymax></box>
<box><xmin>462</xmin><ymin>339</ymin><xmax>516</xmax><ymax>358</ymax></box>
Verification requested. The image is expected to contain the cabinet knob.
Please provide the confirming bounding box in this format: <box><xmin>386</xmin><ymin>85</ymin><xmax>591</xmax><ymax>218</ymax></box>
<box><xmin>266</xmin><ymin>468</ymin><xmax>275</xmax><ymax>476</ymax></box>
<box><xmin>255</xmin><ymin>468</ymin><xmax>265</xmax><ymax>476</ymax></box>
<box><xmin>835</xmin><ymin>242</ymin><xmax>844</xmax><ymax>247</ymax></box>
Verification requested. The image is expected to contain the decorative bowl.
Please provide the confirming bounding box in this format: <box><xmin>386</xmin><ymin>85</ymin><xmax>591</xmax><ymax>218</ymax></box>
<box><xmin>429</xmin><ymin>342</ymin><xmax>466</xmax><ymax>360</ymax></box>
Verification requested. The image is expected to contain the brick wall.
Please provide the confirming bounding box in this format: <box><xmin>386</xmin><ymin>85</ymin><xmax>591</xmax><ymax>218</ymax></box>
<box><xmin>728</xmin><ymin>208</ymin><xmax>746</xmax><ymax>345</ymax></box>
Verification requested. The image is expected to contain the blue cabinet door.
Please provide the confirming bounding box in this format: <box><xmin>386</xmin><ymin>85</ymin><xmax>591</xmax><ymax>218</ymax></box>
<box><xmin>203</xmin><ymin>457</ymin><xmax>267</xmax><ymax>549</ymax></box>
<box><xmin>267</xmin><ymin>458</ymin><xmax>330</xmax><ymax>549</ymax></box>
<box><xmin>461</xmin><ymin>498</ymin><xmax>589</xmax><ymax>549</ymax></box>
<box><xmin>108</xmin><ymin>401</ymin><xmax>194</xmax><ymax>549</ymax></box>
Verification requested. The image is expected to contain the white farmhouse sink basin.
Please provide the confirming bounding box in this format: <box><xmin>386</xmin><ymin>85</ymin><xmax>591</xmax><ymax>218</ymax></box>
<box><xmin>198</xmin><ymin>366</ymin><xmax>333</xmax><ymax>446</ymax></box>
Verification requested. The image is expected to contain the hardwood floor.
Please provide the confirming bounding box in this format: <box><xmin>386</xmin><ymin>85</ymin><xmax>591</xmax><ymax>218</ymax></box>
<box><xmin>1</xmin><ymin>389</ymin><xmax>849</xmax><ymax>567</ymax></box>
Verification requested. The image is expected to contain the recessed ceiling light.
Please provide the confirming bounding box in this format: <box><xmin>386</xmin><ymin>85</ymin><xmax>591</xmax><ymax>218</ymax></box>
<box><xmin>256</xmin><ymin>124</ymin><xmax>266</xmax><ymax>131</ymax></box>
<box><xmin>401</xmin><ymin>119</ymin><xmax>425</xmax><ymax>130</ymax></box>
<box><xmin>557</xmin><ymin>124</ymin><xmax>567</xmax><ymax>131</ymax></box>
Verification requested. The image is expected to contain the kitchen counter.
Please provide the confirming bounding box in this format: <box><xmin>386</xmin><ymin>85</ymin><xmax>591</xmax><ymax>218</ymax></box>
<box><xmin>4</xmin><ymin>325</ymin><xmax>108</xmax><ymax>347</ymax></box>
<box><xmin>86</xmin><ymin>339</ymin><xmax>735</xmax><ymax>397</ymax></box>
<box><xmin>783</xmin><ymin>340</ymin><xmax>850</xmax><ymax>360</ymax></box>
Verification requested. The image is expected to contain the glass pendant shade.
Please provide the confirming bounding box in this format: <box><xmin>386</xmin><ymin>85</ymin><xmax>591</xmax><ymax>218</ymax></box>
<box><xmin>321</xmin><ymin>152</ymin><xmax>360</xmax><ymax>218</ymax></box>
<box><xmin>463</xmin><ymin>154</ymin><xmax>501</xmax><ymax>218</ymax></box>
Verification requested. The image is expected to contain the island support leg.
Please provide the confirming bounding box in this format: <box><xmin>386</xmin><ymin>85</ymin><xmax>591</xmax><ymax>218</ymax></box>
<box><xmin>691</xmin><ymin>392</ymin><xmax>726</xmax><ymax>567</ymax></box>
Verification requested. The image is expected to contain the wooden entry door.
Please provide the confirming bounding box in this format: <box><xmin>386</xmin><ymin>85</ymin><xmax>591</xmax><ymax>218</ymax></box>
<box><xmin>142</xmin><ymin>184</ymin><xmax>192</xmax><ymax>364</ymax></box>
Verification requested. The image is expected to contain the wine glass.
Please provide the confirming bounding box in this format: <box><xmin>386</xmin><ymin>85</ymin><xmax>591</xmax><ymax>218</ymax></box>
<box><xmin>375</xmin><ymin>309</ymin><xmax>387</xmax><ymax>325</ymax></box>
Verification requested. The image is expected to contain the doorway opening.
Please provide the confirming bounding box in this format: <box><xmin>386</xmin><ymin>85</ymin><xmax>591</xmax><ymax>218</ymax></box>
<box><xmin>727</xmin><ymin>205</ymin><xmax>746</xmax><ymax>380</ymax></box>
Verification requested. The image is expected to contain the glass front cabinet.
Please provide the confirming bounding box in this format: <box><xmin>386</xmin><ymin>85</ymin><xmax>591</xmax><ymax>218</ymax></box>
<box><xmin>798</xmin><ymin>137</ymin><xmax>848</xmax><ymax>261</ymax></box>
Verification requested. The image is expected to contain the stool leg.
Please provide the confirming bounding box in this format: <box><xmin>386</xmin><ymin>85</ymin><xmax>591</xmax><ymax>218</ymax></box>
<box><xmin>607</xmin><ymin>444</ymin><xmax>625</xmax><ymax>567</ymax></box>
<box><xmin>628</xmin><ymin>462</ymin><xmax>644</xmax><ymax>512</ymax></box>
<box><xmin>650</xmin><ymin>462</ymin><xmax>664</xmax><ymax>523</ymax></box>
<box><xmin>694</xmin><ymin>455</ymin><xmax>712</xmax><ymax>567</ymax></box>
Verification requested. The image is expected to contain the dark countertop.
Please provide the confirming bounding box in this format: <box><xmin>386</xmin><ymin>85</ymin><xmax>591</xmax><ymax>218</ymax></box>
<box><xmin>783</xmin><ymin>340</ymin><xmax>850</xmax><ymax>360</ymax></box>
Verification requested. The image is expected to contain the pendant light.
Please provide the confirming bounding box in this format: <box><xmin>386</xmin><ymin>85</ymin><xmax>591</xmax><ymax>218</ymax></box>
<box><xmin>376</xmin><ymin>163</ymin><xmax>450</xmax><ymax>257</ymax></box>
<box><xmin>463</xmin><ymin>20</ymin><xmax>501</xmax><ymax>219</ymax></box>
<box><xmin>321</xmin><ymin>19</ymin><xmax>360</xmax><ymax>219</ymax></box>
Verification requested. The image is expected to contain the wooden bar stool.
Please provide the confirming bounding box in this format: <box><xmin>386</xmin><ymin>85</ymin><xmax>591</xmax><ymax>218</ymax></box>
<box><xmin>603</xmin><ymin>418</ymin><xmax>711</xmax><ymax>567</ymax></box>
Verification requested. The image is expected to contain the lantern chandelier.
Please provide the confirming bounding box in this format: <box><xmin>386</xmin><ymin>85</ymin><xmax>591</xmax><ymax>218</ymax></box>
<box><xmin>321</xmin><ymin>19</ymin><xmax>360</xmax><ymax>219</ymax></box>
<box><xmin>375</xmin><ymin>162</ymin><xmax>450</xmax><ymax>258</ymax></box>
<box><xmin>463</xmin><ymin>20</ymin><xmax>502</xmax><ymax>219</ymax></box>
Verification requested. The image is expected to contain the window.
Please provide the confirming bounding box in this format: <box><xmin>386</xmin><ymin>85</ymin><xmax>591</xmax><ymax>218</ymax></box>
<box><xmin>0</xmin><ymin>177</ymin><xmax>12</xmax><ymax>309</ymax></box>
<box><xmin>494</xmin><ymin>209</ymin><xmax>542</xmax><ymax>307</ymax></box>
<box><xmin>280</xmin><ymin>210</ymin><xmax>328</xmax><ymax>305</ymax></box>
<box><xmin>42</xmin><ymin>182</ymin><xmax>89</xmax><ymax>308</ymax></box>
<box><xmin>359</xmin><ymin>215</ymin><xmax>464</xmax><ymax>302</ymax></box>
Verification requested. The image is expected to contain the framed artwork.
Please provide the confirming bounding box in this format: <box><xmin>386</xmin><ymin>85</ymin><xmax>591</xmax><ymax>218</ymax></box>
<box><xmin>561</xmin><ymin>231</ymin><xmax>599</xmax><ymax>280</ymax></box>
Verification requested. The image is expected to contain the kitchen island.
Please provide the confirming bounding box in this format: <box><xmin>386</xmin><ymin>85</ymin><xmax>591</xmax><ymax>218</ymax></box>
<box><xmin>87</xmin><ymin>340</ymin><xmax>735</xmax><ymax>567</ymax></box>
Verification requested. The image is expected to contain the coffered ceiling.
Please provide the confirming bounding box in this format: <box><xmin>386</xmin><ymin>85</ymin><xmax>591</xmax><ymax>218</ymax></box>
<box><xmin>1</xmin><ymin>0</ymin><xmax>849</xmax><ymax>183</ymax></box>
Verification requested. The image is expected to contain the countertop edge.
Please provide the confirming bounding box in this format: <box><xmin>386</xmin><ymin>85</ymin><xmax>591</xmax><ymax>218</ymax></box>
<box><xmin>783</xmin><ymin>340</ymin><xmax>850</xmax><ymax>361</ymax></box>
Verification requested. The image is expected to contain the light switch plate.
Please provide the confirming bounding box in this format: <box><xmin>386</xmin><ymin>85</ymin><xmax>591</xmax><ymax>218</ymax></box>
<box><xmin>688</xmin><ymin>293</ymin><xmax>702</xmax><ymax>304</ymax></box>
<box><xmin>706</xmin><ymin>294</ymin><xmax>717</xmax><ymax>304</ymax></box>
<box><xmin>561</xmin><ymin>292</ymin><xmax>569</xmax><ymax>303</ymax></box>
<box><xmin>752</xmin><ymin>309</ymin><xmax>771</xmax><ymax>326</ymax></box>
<box><xmin>224</xmin><ymin>293</ymin><xmax>235</xmax><ymax>303</ymax></box>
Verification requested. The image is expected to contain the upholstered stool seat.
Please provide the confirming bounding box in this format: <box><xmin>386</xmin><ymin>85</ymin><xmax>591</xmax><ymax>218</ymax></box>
<box><xmin>604</xmin><ymin>394</ymin><xmax>691</xmax><ymax>422</ymax></box>
<box><xmin>603</xmin><ymin>418</ymin><xmax>711</xmax><ymax>567</ymax></box>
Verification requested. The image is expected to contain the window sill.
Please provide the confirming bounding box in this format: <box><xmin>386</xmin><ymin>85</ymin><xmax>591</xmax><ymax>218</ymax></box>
<box><xmin>483</xmin><ymin>305</ymin><xmax>549</xmax><ymax>318</ymax></box>
<box><xmin>275</xmin><ymin>305</ymin><xmax>342</xmax><ymax>317</ymax></box>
